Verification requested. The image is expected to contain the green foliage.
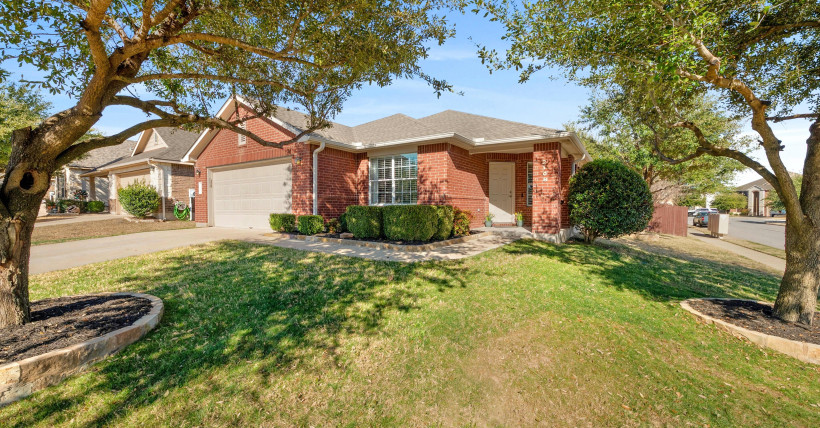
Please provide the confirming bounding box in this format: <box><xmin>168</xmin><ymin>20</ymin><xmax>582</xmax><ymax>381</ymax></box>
<box><xmin>433</xmin><ymin>205</ymin><xmax>455</xmax><ymax>240</ymax></box>
<box><xmin>269</xmin><ymin>213</ymin><xmax>296</xmax><ymax>233</ymax></box>
<box><xmin>338</xmin><ymin>212</ymin><xmax>348</xmax><ymax>233</ymax></box>
<box><xmin>382</xmin><ymin>205</ymin><xmax>438</xmax><ymax>241</ymax></box>
<box><xmin>677</xmin><ymin>192</ymin><xmax>706</xmax><ymax>208</ymax></box>
<box><xmin>325</xmin><ymin>218</ymin><xmax>340</xmax><ymax>234</ymax></box>
<box><xmin>568</xmin><ymin>159</ymin><xmax>654</xmax><ymax>243</ymax></box>
<box><xmin>346</xmin><ymin>206</ymin><xmax>383</xmax><ymax>239</ymax></box>
<box><xmin>767</xmin><ymin>175</ymin><xmax>802</xmax><ymax>211</ymax></box>
<box><xmin>86</xmin><ymin>200</ymin><xmax>105</xmax><ymax>213</ymax></box>
<box><xmin>57</xmin><ymin>199</ymin><xmax>86</xmax><ymax>213</ymax></box>
<box><xmin>453</xmin><ymin>208</ymin><xmax>473</xmax><ymax>237</ymax></box>
<box><xmin>711</xmin><ymin>193</ymin><xmax>748</xmax><ymax>212</ymax></box>
<box><xmin>117</xmin><ymin>181</ymin><xmax>159</xmax><ymax>218</ymax></box>
<box><xmin>297</xmin><ymin>215</ymin><xmax>324</xmax><ymax>236</ymax></box>
<box><xmin>0</xmin><ymin>84</ymin><xmax>51</xmax><ymax>169</ymax></box>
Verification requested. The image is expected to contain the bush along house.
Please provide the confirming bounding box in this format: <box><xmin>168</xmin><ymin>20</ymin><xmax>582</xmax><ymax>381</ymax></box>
<box><xmin>183</xmin><ymin>98</ymin><xmax>591</xmax><ymax>242</ymax></box>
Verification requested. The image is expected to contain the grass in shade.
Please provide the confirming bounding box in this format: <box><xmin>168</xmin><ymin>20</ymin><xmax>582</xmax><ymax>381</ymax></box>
<box><xmin>2</xmin><ymin>234</ymin><xmax>817</xmax><ymax>426</ymax></box>
<box><xmin>32</xmin><ymin>218</ymin><xmax>195</xmax><ymax>245</ymax></box>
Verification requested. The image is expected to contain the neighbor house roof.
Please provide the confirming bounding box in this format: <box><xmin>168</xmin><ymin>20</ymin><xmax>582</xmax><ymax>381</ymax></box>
<box><xmin>736</xmin><ymin>172</ymin><xmax>801</xmax><ymax>191</ymax></box>
<box><xmin>82</xmin><ymin>127</ymin><xmax>199</xmax><ymax>176</ymax></box>
<box><xmin>184</xmin><ymin>97</ymin><xmax>591</xmax><ymax>163</ymax></box>
<box><xmin>66</xmin><ymin>139</ymin><xmax>137</xmax><ymax>169</ymax></box>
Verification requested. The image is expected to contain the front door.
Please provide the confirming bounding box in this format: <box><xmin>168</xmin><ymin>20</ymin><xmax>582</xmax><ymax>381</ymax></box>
<box><xmin>753</xmin><ymin>191</ymin><xmax>760</xmax><ymax>216</ymax></box>
<box><xmin>489</xmin><ymin>162</ymin><xmax>515</xmax><ymax>223</ymax></box>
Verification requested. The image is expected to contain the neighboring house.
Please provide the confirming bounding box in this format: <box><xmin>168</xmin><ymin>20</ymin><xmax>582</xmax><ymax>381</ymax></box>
<box><xmin>82</xmin><ymin>127</ymin><xmax>199</xmax><ymax>219</ymax></box>
<box><xmin>48</xmin><ymin>140</ymin><xmax>136</xmax><ymax>204</ymax></box>
<box><xmin>735</xmin><ymin>172</ymin><xmax>799</xmax><ymax>216</ymax></box>
<box><xmin>183</xmin><ymin>98</ymin><xmax>591</xmax><ymax>242</ymax></box>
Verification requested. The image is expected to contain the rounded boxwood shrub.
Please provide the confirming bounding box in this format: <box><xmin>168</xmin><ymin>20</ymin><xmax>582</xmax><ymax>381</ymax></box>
<box><xmin>86</xmin><ymin>200</ymin><xmax>105</xmax><ymax>213</ymax></box>
<box><xmin>382</xmin><ymin>205</ymin><xmax>438</xmax><ymax>241</ymax></box>
<box><xmin>269</xmin><ymin>213</ymin><xmax>296</xmax><ymax>232</ymax></box>
<box><xmin>568</xmin><ymin>159</ymin><xmax>653</xmax><ymax>243</ymax></box>
<box><xmin>297</xmin><ymin>215</ymin><xmax>324</xmax><ymax>235</ymax></box>
<box><xmin>433</xmin><ymin>205</ymin><xmax>455</xmax><ymax>240</ymax></box>
<box><xmin>117</xmin><ymin>181</ymin><xmax>159</xmax><ymax>218</ymax></box>
<box><xmin>346</xmin><ymin>206</ymin><xmax>383</xmax><ymax>239</ymax></box>
<box><xmin>453</xmin><ymin>208</ymin><xmax>473</xmax><ymax>237</ymax></box>
<box><xmin>337</xmin><ymin>212</ymin><xmax>348</xmax><ymax>233</ymax></box>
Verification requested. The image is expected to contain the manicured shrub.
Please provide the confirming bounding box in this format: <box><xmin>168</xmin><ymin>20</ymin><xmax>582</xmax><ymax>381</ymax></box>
<box><xmin>568</xmin><ymin>159</ymin><xmax>653</xmax><ymax>243</ymax></box>
<box><xmin>453</xmin><ymin>208</ymin><xmax>473</xmax><ymax>237</ymax></box>
<box><xmin>345</xmin><ymin>206</ymin><xmax>383</xmax><ymax>239</ymax></box>
<box><xmin>325</xmin><ymin>218</ymin><xmax>340</xmax><ymax>234</ymax></box>
<box><xmin>269</xmin><ymin>213</ymin><xmax>296</xmax><ymax>232</ymax></box>
<box><xmin>117</xmin><ymin>181</ymin><xmax>160</xmax><ymax>218</ymax></box>
<box><xmin>297</xmin><ymin>215</ymin><xmax>324</xmax><ymax>235</ymax></box>
<box><xmin>86</xmin><ymin>200</ymin><xmax>105</xmax><ymax>213</ymax></box>
<box><xmin>433</xmin><ymin>205</ymin><xmax>455</xmax><ymax>240</ymax></box>
<box><xmin>338</xmin><ymin>212</ymin><xmax>348</xmax><ymax>233</ymax></box>
<box><xmin>382</xmin><ymin>205</ymin><xmax>438</xmax><ymax>241</ymax></box>
<box><xmin>58</xmin><ymin>199</ymin><xmax>87</xmax><ymax>213</ymax></box>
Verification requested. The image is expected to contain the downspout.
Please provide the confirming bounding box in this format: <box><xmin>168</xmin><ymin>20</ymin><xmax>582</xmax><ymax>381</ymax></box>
<box><xmin>148</xmin><ymin>159</ymin><xmax>166</xmax><ymax>220</ymax></box>
<box><xmin>312</xmin><ymin>141</ymin><xmax>326</xmax><ymax>215</ymax></box>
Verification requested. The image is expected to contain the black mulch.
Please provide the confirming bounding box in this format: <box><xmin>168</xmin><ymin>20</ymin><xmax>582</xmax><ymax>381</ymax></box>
<box><xmin>689</xmin><ymin>299</ymin><xmax>819</xmax><ymax>345</ymax></box>
<box><xmin>0</xmin><ymin>295</ymin><xmax>152</xmax><ymax>364</ymax></box>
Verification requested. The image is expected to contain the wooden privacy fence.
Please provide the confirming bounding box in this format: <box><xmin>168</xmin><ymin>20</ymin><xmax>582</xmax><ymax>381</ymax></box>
<box><xmin>646</xmin><ymin>205</ymin><xmax>688</xmax><ymax>237</ymax></box>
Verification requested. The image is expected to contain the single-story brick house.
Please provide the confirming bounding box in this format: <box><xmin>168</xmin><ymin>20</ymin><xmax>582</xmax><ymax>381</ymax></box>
<box><xmin>47</xmin><ymin>139</ymin><xmax>136</xmax><ymax>204</ymax></box>
<box><xmin>183</xmin><ymin>98</ymin><xmax>591</xmax><ymax>242</ymax></box>
<box><xmin>82</xmin><ymin>127</ymin><xmax>199</xmax><ymax>219</ymax></box>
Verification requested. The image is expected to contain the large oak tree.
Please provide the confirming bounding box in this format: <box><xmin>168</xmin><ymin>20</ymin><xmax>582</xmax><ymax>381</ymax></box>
<box><xmin>478</xmin><ymin>0</ymin><xmax>820</xmax><ymax>324</ymax></box>
<box><xmin>0</xmin><ymin>0</ymin><xmax>454</xmax><ymax>328</ymax></box>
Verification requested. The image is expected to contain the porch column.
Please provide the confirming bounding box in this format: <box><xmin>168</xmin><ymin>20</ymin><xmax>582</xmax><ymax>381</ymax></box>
<box><xmin>532</xmin><ymin>142</ymin><xmax>562</xmax><ymax>235</ymax></box>
<box><xmin>88</xmin><ymin>177</ymin><xmax>96</xmax><ymax>201</ymax></box>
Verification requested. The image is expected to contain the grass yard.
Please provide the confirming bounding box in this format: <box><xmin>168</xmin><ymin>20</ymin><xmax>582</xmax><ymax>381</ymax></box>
<box><xmin>1</xmin><ymin>235</ymin><xmax>818</xmax><ymax>426</ymax></box>
<box><xmin>722</xmin><ymin>236</ymin><xmax>787</xmax><ymax>260</ymax></box>
<box><xmin>32</xmin><ymin>218</ymin><xmax>196</xmax><ymax>245</ymax></box>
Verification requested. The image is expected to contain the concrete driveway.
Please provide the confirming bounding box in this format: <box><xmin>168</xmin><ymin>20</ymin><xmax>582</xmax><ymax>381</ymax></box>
<box><xmin>30</xmin><ymin>227</ymin><xmax>263</xmax><ymax>274</ymax></box>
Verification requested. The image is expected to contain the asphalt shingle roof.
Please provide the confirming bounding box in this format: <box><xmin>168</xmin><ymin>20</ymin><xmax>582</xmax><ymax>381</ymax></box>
<box><xmin>736</xmin><ymin>172</ymin><xmax>801</xmax><ymax>191</ymax></box>
<box><xmin>103</xmin><ymin>127</ymin><xmax>199</xmax><ymax>169</ymax></box>
<box><xmin>68</xmin><ymin>140</ymin><xmax>137</xmax><ymax>169</ymax></box>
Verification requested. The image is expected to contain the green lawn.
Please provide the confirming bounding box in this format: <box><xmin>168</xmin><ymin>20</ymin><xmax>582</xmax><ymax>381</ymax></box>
<box><xmin>2</xmin><ymin>236</ymin><xmax>818</xmax><ymax>426</ymax></box>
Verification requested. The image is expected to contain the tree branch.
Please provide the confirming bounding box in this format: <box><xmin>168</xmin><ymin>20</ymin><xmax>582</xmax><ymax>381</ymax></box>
<box><xmin>766</xmin><ymin>113</ymin><xmax>820</xmax><ymax>123</ymax></box>
<box><xmin>115</xmin><ymin>72</ymin><xmax>334</xmax><ymax>97</ymax></box>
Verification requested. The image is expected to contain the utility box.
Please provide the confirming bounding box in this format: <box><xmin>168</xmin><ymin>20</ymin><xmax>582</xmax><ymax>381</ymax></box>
<box><xmin>708</xmin><ymin>213</ymin><xmax>729</xmax><ymax>237</ymax></box>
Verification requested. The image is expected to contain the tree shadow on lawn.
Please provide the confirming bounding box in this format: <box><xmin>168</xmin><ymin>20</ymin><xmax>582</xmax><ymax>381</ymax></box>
<box><xmin>500</xmin><ymin>238</ymin><xmax>782</xmax><ymax>303</ymax></box>
<box><xmin>4</xmin><ymin>241</ymin><xmax>473</xmax><ymax>427</ymax></box>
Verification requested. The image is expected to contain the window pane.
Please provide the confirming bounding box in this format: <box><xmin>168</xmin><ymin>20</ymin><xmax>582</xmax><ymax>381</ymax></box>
<box><xmin>369</xmin><ymin>153</ymin><xmax>417</xmax><ymax>205</ymax></box>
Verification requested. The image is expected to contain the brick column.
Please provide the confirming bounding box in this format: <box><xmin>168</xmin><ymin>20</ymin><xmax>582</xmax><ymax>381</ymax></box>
<box><xmin>532</xmin><ymin>142</ymin><xmax>562</xmax><ymax>234</ymax></box>
<box><xmin>560</xmin><ymin>156</ymin><xmax>573</xmax><ymax>229</ymax></box>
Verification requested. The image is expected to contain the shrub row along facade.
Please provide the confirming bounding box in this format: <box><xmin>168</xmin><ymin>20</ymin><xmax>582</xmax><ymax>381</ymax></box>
<box><xmin>183</xmin><ymin>98</ymin><xmax>591</xmax><ymax>242</ymax></box>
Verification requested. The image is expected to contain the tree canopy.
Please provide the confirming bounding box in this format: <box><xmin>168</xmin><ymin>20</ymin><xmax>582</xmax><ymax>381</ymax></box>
<box><xmin>0</xmin><ymin>84</ymin><xmax>52</xmax><ymax>169</ymax></box>
<box><xmin>711</xmin><ymin>192</ymin><xmax>747</xmax><ymax>212</ymax></box>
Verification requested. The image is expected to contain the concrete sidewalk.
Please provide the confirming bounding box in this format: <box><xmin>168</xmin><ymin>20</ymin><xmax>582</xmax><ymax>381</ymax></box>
<box><xmin>30</xmin><ymin>227</ymin><xmax>262</xmax><ymax>274</ymax></box>
<box><xmin>689</xmin><ymin>228</ymin><xmax>785</xmax><ymax>272</ymax></box>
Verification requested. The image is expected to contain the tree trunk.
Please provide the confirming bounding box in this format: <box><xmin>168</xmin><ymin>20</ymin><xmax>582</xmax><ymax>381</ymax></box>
<box><xmin>0</xmin><ymin>218</ymin><xmax>35</xmax><ymax>327</ymax></box>
<box><xmin>772</xmin><ymin>219</ymin><xmax>820</xmax><ymax>325</ymax></box>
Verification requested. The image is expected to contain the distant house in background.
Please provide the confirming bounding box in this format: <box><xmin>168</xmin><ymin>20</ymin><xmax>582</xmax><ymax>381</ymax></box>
<box><xmin>736</xmin><ymin>177</ymin><xmax>772</xmax><ymax>216</ymax></box>
<box><xmin>48</xmin><ymin>140</ymin><xmax>136</xmax><ymax>203</ymax></box>
<box><xmin>81</xmin><ymin>127</ymin><xmax>199</xmax><ymax>219</ymax></box>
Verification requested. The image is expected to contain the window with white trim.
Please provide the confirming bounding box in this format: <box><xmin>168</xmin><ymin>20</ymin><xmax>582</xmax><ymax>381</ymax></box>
<box><xmin>527</xmin><ymin>162</ymin><xmax>533</xmax><ymax>206</ymax></box>
<box><xmin>237</xmin><ymin>122</ymin><xmax>247</xmax><ymax>146</ymax></box>
<box><xmin>369</xmin><ymin>153</ymin><xmax>418</xmax><ymax>205</ymax></box>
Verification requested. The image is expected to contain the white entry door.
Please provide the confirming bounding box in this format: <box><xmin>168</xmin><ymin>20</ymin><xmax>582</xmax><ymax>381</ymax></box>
<box><xmin>488</xmin><ymin>162</ymin><xmax>515</xmax><ymax>223</ymax></box>
<box><xmin>211</xmin><ymin>160</ymin><xmax>292</xmax><ymax>229</ymax></box>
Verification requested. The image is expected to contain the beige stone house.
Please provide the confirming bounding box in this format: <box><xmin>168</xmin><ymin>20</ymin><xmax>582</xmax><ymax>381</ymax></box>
<box><xmin>82</xmin><ymin>127</ymin><xmax>199</xmax><ymax>219</ymax></box>
<box><xmin>48</xmin><ymin>140</ymin><xmax>136</xmax><ymax>204</ymax></box>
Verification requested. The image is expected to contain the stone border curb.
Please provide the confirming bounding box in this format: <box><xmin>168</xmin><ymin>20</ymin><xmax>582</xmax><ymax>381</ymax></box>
<box><xmin>265</xmin><ymin>231</ymin><xmax>493</xmax><ymax>252</ymax></box>
<box><xmin>680</xmin><ymin>298</ymin><xmax>819</xmax><ymax>365</ymax></box>
<box><xmin>0</xmin><ymin>292</ymin><xmax>164</xmax><ymax>407</ymax></box>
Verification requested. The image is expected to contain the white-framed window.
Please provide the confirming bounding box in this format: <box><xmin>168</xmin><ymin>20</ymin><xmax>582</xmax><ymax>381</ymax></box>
<box><xmin>527</xmin><ymin>162</ymin><xmax>533</xmax><ymax>206</ymax></box>
<box><xmin>237</xmin><ymin>122</ymin><xmax>247</xmax><ymax>146</ymax></box>
<box><xmin>369</xmin><ymin>153</ymin><xmax>418</xmax><ymax>205</ymax></box>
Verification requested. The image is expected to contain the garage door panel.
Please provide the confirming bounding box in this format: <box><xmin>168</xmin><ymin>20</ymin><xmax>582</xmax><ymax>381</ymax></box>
<box><xmin>212</xmin><ymin>161</ymin><xmax>292</xmax><ymax>229</ymax></box>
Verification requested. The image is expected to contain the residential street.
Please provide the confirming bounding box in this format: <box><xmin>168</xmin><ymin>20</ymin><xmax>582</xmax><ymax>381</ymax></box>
<box><xmin>727</xmin><ymin>216</ymin><xmax>786</xmax><ymax>249</ymax></box>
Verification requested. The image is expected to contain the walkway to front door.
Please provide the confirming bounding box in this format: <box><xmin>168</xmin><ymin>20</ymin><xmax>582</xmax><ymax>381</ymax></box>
<box><xmin>489</xmin><ymin>162</ymin><xmax>515</xmax><ymax>223</ymax></box>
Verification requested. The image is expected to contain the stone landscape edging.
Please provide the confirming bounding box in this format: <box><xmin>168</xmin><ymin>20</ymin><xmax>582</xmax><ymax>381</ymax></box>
<box><xmin>0</xmin><ymin>292</ymin><xmax>164</xmax><ymax>407</ymax></box>
<box><xmin>267</xmin><ymin>230</ymin><xmax>493</xmax><ymax>252</ymax></box>
<box><xmin>680</xmin><ymin>298</ymin><xmax>819</xmax><ymax>365</ymax></box>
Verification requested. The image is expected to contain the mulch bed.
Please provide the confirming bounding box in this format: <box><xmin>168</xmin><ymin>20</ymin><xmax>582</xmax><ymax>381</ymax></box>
<box><xmin>689</xmin><ymin>299</ymin><xmax>819</xmax><ymax>345</ymax></box>
<box><xmin>303</xmin><ymin>231</ymin><xmax>481</xmax><ymax>246</ymax></box>
<box><xmin>0</xmin><ymin>295</ymin><xmax>152</xmax><ymax>364</ymax></box>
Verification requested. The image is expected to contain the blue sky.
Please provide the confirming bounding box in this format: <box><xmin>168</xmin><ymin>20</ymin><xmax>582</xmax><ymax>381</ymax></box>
<box><xmin>6</xmin><ymin>10</ymin><xmax>810</xmax><ymax>186</ymax></box>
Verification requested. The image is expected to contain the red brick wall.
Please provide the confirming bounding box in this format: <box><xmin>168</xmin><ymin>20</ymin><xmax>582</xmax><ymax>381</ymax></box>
<box><xmin>355</xmin><ymin>153</ymin><xmax>369</xmax><ymax>205</ymax></box>
<box><xmin>316</xmin><ymin>146</ymin><xmax>358</xmax><ymax>219</ymax></box>
<box><xmin>532</xmin><ymin>142</ymin><xmax>562</xmax><ymax>234</ymax></box>
<box><xmin>194</xmin><ymin>107</ymin><xmax>311</xmax><ymax>224</ymax></box>
<box><xmin>560</xmin><ymin>157</ymin><xmax>573</xmax><ymax>228</ymax></box>
<box><xmin>418</xmin><ymin>143</ymin><xmax>450</xmax><ymax>205</ymax></box>
<box><xmin>167</xmin><ymin>164</ymin><xmax>195</xmax><ymax>220</ymax></box>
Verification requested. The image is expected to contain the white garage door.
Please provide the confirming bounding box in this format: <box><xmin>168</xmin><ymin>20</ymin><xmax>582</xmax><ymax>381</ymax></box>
<box><xmin>211</xmin><ymin>160</ymin><xmax>292</xmax><ymax>229</ymax></box>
